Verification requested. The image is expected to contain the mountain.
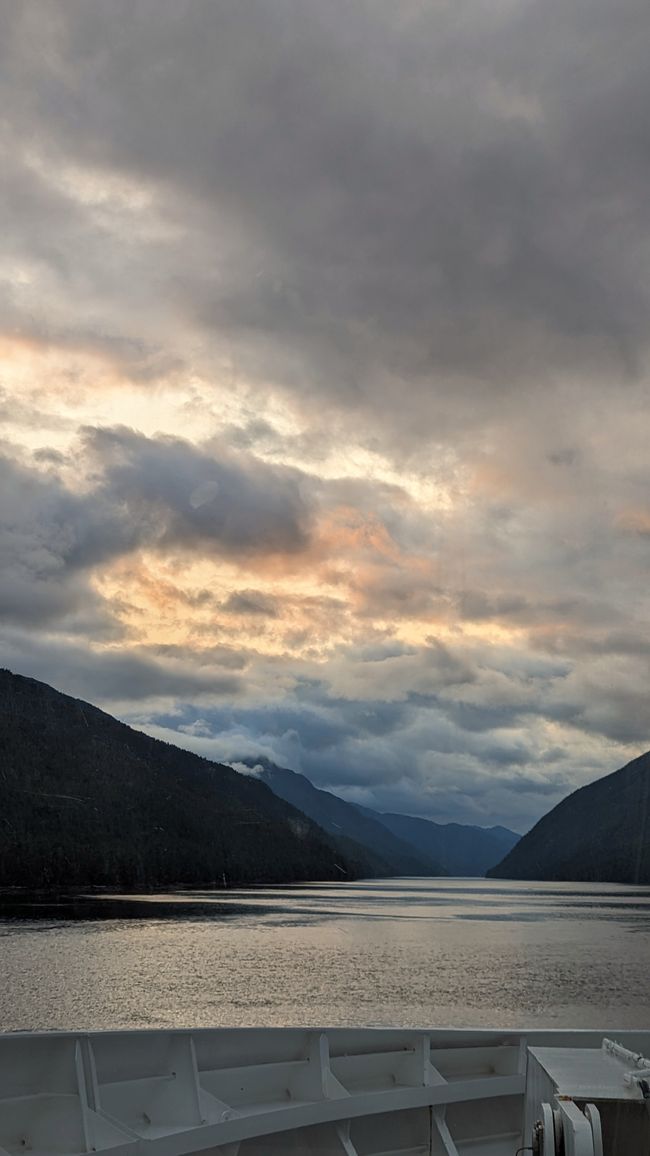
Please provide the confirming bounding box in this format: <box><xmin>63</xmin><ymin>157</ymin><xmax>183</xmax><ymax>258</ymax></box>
<box><xmin>362</xmin><ymin>810</ymin><xmax>520</xmax><ymax>877</ymax></box>
<box><xmin>0</xmin><ymin>670</ymin><xmax>380</xmax><ymax>890</ymax></box>
<box><xmin>487</xmin><ymin>826</ymin><xmax>523</xmax><ymax>854</ymax></box>
<box><xmin>250</xmin><ymin>759</ymin><xmax>446</xmax><ymax>876</ymax></box>
<box><xmin>487</xmin><ymin>751</ymin><xmax>650</xmax><ymax>883</ymax></box>
<box><xmin>252</xmin><ymin>759</ymin><xmax>520</xmax><ymax>876</ymax></box>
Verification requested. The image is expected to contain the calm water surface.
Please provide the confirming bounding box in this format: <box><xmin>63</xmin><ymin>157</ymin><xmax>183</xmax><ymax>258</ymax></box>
<box><xmin>1</xmin><ymin>878</ymin><xmax>650</xmax><ymax>1031</ymax></box>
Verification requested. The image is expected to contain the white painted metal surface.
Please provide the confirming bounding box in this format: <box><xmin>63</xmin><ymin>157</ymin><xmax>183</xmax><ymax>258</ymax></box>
<box><xmin>526</xmin><ymin>1036</ymin><xmax>650</xmax><ymax>1156</ymax></box>
<box><xmin>0</xmin><ymin>1028</ymin><xmax>648</xmax><ymax>1156</ymax></box>
<box><xmin>527</xmin><ymin>1042</ymin><xmax>648</xmax><ymax>1101</ymax></box>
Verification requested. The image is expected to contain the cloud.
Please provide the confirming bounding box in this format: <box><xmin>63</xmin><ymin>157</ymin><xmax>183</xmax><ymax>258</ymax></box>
<box><xmin>2</xmin><ymin>427</ymin><xmax>649</xmax><ymax>829</ymax></box>
<box><xmin>4</xmin><ymin>0</ymin><xmax>650</xmax><ymax>433</ymax></box>
<box><xmin>0</xmin><ymin>427</ymin><xmax>313</xmax><ymax>611</ymax></box>
<box><xmin>0</xmin><ymin>451</ymin><xmax>131</xmax><ymax>630</ymax></box>
<box><xmin>222</xmin><ymin>590</ymin><xmax>280</xmax><ymax>617</ymax></box>
<box><xmin>229</xmin><ymin>761</ymin><xmax>264</xmax><ymax>778</ymax></box>
<box><xmin>115</xmin><ymin>624</ymin><xmax>641</xmax><ymax>830</ymax></box>
<box><xmin>0</xmin><ymin>629</ymin><xmax>242</xmax><ymax>708</ymax></box>
<box><xmin>85</xmin><ymin>426</ymin><xmax>313</xmax><ymax>558</ymax></box>
<box><xmin>2</xmin><ymin>0</ymin><xmax>650</xmax><ymax>830</ymax></box>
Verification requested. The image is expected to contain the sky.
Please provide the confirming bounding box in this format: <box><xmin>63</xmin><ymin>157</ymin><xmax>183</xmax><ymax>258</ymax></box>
<box><xmin>2</xmin><ymin>0</ymin><xmax>650</xmax><ymax>833</ymax></box>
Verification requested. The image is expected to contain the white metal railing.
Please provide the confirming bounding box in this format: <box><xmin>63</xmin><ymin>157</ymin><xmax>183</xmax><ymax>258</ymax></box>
<box><xmin>0</xmin><ymin>1028</ymin><xmax>528</xmax><ymax>1155</ymax></box>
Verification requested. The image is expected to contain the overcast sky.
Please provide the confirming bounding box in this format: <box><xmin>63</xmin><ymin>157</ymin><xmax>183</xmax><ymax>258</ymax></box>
<box><xmin>2</xmin><ymin>0</ymin><xmax>650</xmax><ymax>831</ymax></box>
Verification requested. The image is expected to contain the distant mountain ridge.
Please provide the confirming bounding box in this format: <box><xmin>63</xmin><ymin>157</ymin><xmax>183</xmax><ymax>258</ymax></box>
<box><xmin>356</xmin><ymin>807</ymin><xmax>520</xmax><ymax>877</ymax></box>
<box><xmin>0</xmin><ymin>669</ymin><xmax>381</xmax><ymax>889</ymax></box>
<box><xmin>247</xmin><ymin>758</ymin><xmax>445</xmax><ymax>876</ymax></box>
<box><xmin>487</xmin><ymin>750</ymin><xmax>650</xmax><ymax>884</ymax></box>
<box><xmin>250</xmin><ymin>759</ymin><xmax>519</xmax><ymax>876</ymax></box>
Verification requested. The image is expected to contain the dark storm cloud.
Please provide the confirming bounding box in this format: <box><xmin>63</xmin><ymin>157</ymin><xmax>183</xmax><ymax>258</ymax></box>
<box><xmin>4</xmin><ymin>0</ymin><xmax>650</xmax><ymax>423</ymax></box>
<box><xmin>0</xmin><ymin>451</ymin><xmax>134</xmax><ymax>629</ymax></box>
<box><xmin>0</xmin><ymin>430</ymin><xmax>312</xmax><ymax>639</ymax></box>
<box><xmin>85</xmin><ymin>426</ymin><xmax>312</xmax><ymax>557</ymax></box>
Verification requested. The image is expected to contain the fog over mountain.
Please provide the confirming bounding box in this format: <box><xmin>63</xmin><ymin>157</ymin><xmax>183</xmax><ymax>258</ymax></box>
<box><xmin>2</xmin><ymin>1</ymin><xmax>650</xmax><ymax>830</ymax></box>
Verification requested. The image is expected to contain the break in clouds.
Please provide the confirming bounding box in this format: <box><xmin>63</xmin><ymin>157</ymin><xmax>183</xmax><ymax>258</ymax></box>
<box><xmin>2</xmin><ymin>0</ymin><xmax>650</xmax><ymax>831</ymax></box>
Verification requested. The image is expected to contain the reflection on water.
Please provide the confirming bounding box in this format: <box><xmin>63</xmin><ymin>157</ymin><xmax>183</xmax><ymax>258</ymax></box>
<box><xmin>1</xmin><ymin>878</ymin><xmax>650</xmax><ymax>1031</ymax></box>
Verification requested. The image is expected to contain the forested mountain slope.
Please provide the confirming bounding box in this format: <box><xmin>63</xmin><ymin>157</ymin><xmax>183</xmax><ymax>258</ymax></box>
<box><xmin>252</xmin><ymin>758</ymin><xmax>445</xmax><ymax>876</ymax></box>
<box><xmin>487</xmin><ymin>751</ymin><xmax>650</xmax><ymax>883</ymax></box>
<box><xmin>0</xmin><ymin>670</ymin><xmax>376</xmax><ymax>889</ymax></box>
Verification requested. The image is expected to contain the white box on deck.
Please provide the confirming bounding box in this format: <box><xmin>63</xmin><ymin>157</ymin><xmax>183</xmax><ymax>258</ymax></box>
<box><xmin>524</xmin><ymin>1044</ymin><xmax>650</xmax><ymax>1156</ymax></box>
<box><xmin>527</xmin><ymin>1046</ymin><xmax>644</xmax><ymax>1102</ymax></box>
